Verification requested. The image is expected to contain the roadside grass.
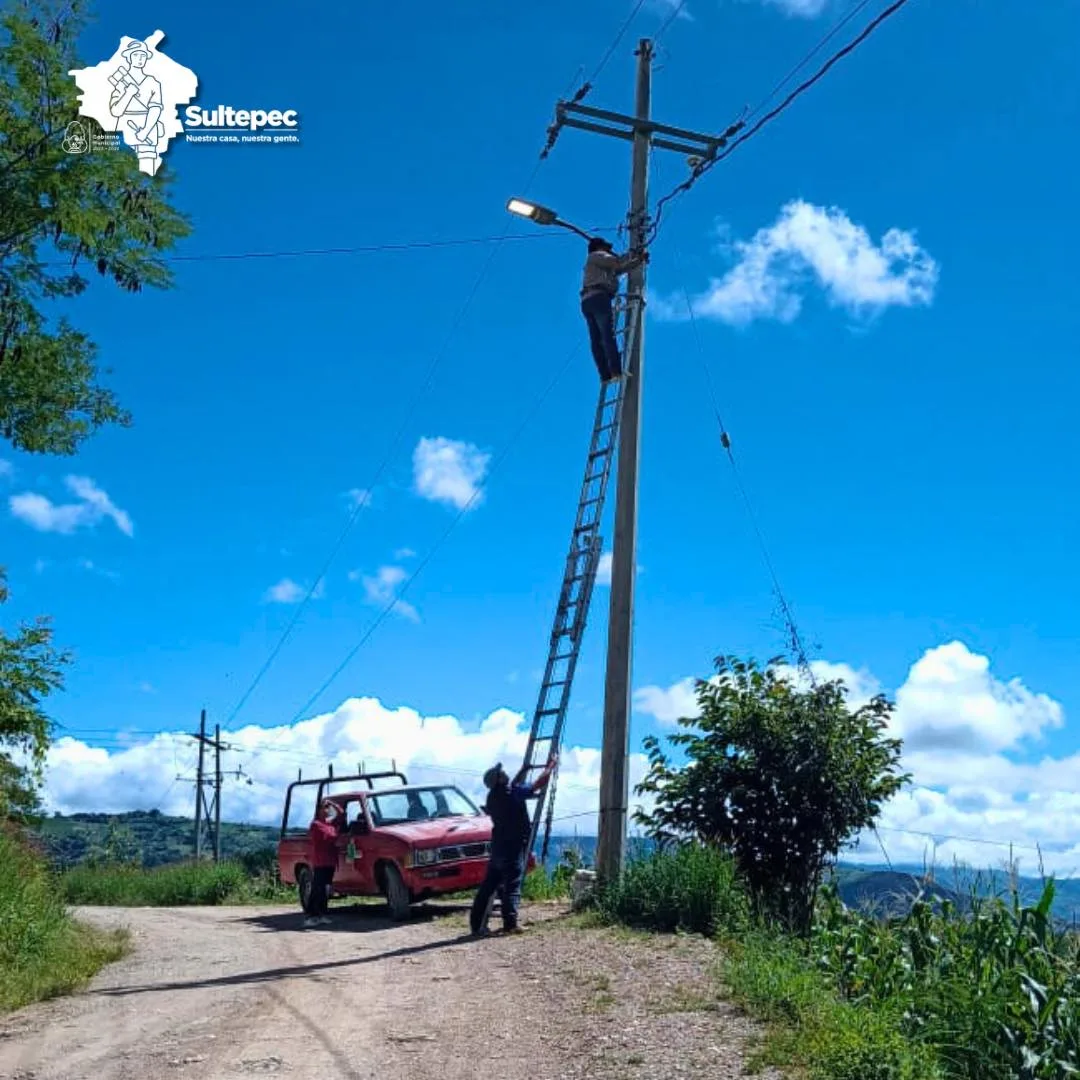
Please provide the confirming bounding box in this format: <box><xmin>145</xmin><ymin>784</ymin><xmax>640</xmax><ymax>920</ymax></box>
<box><xmin>590</xmin><ymin>844</ymin><xmax>1080</xmax><ymax>1080</ymax></box>
<box><xmin>0</xmin><ymin>828</ymin><xmax>130</xmax><ymax>1013</ymax></box>
<box><xmin>60</xmin><ymin>857</ymin><xmax>293</xmax><ymax>906</ymax></box>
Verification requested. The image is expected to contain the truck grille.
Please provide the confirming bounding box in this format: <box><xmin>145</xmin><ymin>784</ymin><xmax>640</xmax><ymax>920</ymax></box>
<box><xmin>436</xmin><ymin>841</ymin><xmax>490</xmax><ymax>863</ymax></box>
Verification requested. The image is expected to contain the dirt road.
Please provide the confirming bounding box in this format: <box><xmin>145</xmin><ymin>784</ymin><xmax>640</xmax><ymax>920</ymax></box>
<box><xmin>0</xmin><ymin>901</ymin><xmax>779</xmax><ymax>1080</ymax></box>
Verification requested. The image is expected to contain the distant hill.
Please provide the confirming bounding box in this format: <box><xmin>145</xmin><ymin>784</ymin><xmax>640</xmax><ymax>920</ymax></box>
<box><xmin>31</xmin><ymin>812</ymin><xmax>1080</xmax><ymax>925</ymax></box>
<box><xmin>33</xmin><ymin>810</ymin><xmax>277</xmax><ymax>869</ymax></box>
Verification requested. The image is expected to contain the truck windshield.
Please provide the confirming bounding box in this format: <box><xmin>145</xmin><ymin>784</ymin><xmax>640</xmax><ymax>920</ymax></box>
<box><xmin>368</xmin><ymin>786</ymin><xmax>479</xmax><ymax>826</ymax></box>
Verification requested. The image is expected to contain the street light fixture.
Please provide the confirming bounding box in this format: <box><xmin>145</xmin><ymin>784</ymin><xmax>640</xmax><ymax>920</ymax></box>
<box><xmin>506</xmin><ymin>196</ymin><xmax>592</xmax><ymax>241</ymax></box>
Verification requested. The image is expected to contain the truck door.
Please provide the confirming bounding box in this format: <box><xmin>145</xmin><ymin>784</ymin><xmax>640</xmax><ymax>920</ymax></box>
<box><xmin>336</xmin><ymin>797</ymin><xmax>375</xmax><ymax>893</ymax></box>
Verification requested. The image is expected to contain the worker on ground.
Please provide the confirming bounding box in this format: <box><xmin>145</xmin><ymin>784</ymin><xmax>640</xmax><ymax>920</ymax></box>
<box><xmin>580</xmin><ymin>236</ymin><xmax>648</xmax><ymax>383</ymax></box>
<box><xmin>470</xmin><ymin>752</ymin><xmax>559</xmax><ymax>938</ymax></box>
<box><xmin>305</xmin><ymin>798</ymin><xmax>343</xmax><ymax>928</ymax></box>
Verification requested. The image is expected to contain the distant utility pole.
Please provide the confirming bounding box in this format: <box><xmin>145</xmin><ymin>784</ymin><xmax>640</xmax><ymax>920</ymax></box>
<box><xmin>549</xmin><ymin>39</ymin><xmax>736</xmax><ymax>883</ymax></box>
<box><xmin>189</xmin><ymin>710</ymin><xmax>226</xmax><ymax>862</ymax></box>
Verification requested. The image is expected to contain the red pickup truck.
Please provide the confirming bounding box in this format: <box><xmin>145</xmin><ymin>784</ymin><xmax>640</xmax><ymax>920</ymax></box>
<box><xmin>277</xmin><ymin>768</ymin><xmax>495</xmax><ymax>920</ymax></box>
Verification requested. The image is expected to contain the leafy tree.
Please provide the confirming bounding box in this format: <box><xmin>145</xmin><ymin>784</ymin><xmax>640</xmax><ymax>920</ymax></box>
<box><xmin>0</xmin><ymin>0</ymin><xmax>191</xmax><ymax>455</ymax></box>
<box><xmin>0</xmin><ymin>569</ymin><xmax>70</xmax><ymax>820</ymax></box>
<box><xmin>634</xmin><ymin>655</ymin><xmax>910</xmax><ymax>934</ymax></box>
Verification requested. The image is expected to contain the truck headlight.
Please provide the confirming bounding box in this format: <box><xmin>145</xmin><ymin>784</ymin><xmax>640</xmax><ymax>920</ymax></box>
<box><xmin>412</xmin><ymin>848</ymin><xmax>437</xmax><ymax>867</ymax></box>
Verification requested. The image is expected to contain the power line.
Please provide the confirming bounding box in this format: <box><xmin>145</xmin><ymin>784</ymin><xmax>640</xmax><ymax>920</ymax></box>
<box><xmin>587</xmin><ymin>0</ymin><xmax>650</xmax><ymax>93</ymax></box>
<box><xmin>745</xmin><ymin>0</ymin><xmax>877</xmax><ymax>123</ymax></box>
<box><xmin>674</xmin><ymin>247</ymin><xmax>814</xmax><ymax>675</ymax></box>
<box><xmin>225</xmin><ymin>34</ymin><xmax>627</xmax><ymax>730</ymax></box>
<box><xmin>542</xmin><ymin>0</ymin><xmax>650</xmax><ymax>156</ymax></box>
<box><xmin>286</xmin><ymin>344</ymin><xmax>582</xmax><ymax>724</ymax></box>
<box><xmin>224</xmin><ymin>160</ymin><xmax>554</xmax><ymax>731</ymax></box>
<box><xmin>41</xmin><ymin>232</ymin><xmax>592</xmax><ymax>269</ymax></box>
<box><xmin>647</xmin><ymin>0</ymin><xmax>914</xmax><ymax>244</ymax></box>
<box><xmin>654</xmin><ymin>0</ymin><xmax>690</xmax><ymax>44</ymax></box>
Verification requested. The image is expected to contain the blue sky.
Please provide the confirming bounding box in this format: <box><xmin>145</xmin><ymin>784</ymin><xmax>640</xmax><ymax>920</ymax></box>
<box><xmin>3</xmin><ymin>0</ymin><xmax>1079</xmax><ymax>870</ymax></box>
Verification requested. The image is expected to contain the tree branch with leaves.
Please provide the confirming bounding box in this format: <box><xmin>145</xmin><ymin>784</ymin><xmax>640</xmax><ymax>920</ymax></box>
<box><xmin>0</xmin><ymin>0</ymin><xmax>191</xmax><ymax>455</ymax></box>
<box><xmin>0</xmin><ymin>569</ymin><xmax>70</xmax><ymax>820</ymax></box>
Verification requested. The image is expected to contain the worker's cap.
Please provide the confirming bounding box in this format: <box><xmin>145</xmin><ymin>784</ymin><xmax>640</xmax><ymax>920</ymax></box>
<box><xmin>588</xmin><ymin>236</ymin><xmax>613</xmax><ymax>253</ymax></box>
<box><xmin>122</xmin><ymin>40</ymin><xmax>153</xmax><ymax>60</ymax></box>
<box><xmin>482</xmin><ymin>763</ymin><xmax>508</xmax><ymax>790</ymax></box>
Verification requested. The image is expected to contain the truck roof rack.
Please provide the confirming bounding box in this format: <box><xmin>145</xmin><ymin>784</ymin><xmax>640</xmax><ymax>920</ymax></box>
<box><xmin>279</xmin><ymin>763</ymin><xmax>408</xmax><ymax>838</ymax></box>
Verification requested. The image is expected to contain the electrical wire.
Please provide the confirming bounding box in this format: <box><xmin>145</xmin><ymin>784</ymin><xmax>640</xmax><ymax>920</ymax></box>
<box><xmin>541</xmin><ymin>0</ymin><xmax>650</xmax><ymax>157</ymax></box>
<box><xmin>745</xmin><ymin>0</ymin><xmax>878</xmax><ymax>123</ymax></box>
<box><xmin>40</xmin><ymin>232</ymin><xmax>595</xmax><ymax>269</ymax></box>
<box><xmin>646</xmin><ymin>0</ymin><xmax>914</xmax><ymax>245</ymax></box>
<box><xmin>674</xmin><ymin>248</ymin><xmax>814</xmax><ymax>677</ymax></box>
<box><xmin>224</xmin><ymin>158</ymin><xmax>554</xmax><ymax>729</ymax></box>
<box><xmin>225</xmin><ymin>16</ymin><xmax>636</xmax><ymax>727</ymax></box>
<box><xmin>286</xmin><ymin>344</ymin><xmax>582</xmax><ymax>725</ymax></box>
<box><xmin>654</xmin><ymin>0</ymin><xmax>690</xmax><ymax>44</ymax></box>
<box><xmin>587</xmin><ymin>0</ymin><xmax>651</xmax><ymax>94</ymax></box>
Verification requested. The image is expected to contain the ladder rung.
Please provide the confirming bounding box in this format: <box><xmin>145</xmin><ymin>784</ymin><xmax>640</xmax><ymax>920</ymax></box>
<box><xmin>541</xmin><ymin>679</ymin><xmax>570</xmax><ymax>690</ymax></box>
<box><xmin>535</xmin><ymin>708</ymin><xmax>560</xmax><ymax>718</ymax></box>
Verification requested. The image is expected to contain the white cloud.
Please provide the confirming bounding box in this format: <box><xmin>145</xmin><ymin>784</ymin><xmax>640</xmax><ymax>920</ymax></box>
<box><xmin>660</xmin><ymin>200</ymin><xmax>938</xmax><ymax>327</ymax></box>
<box><xmin>265</xmin><ymin>578</ymin><xmax>304</xmax><ymax>604</ymax></box>
<box><xmin>77</xmin><ymin>557</ymin><xmax>120</xmax><ymax>581</ymax></box>
<box><xmin>892</xmin><ymin>642</ymin><xmax>1063</xmax><ymax>754</ymax></box>
<box><xmin>346</xmin><ymin>488</ymin><xmax>373</xmax><ymax>510</ymax></box>
<box><xmin>39</xmin><ymin>698</ymin><xmax>653</xmax><ymax>836</ymax></box>
<box><xmin>634</xmin><ymin>677</ymin><xmax>700</xmax><ymax>725</ymax></box>
<box><xmin>648</xmin><ymin>0</ymin><xmax>694</xmax><ymax>21</ymax></box>
<box><xmin>636</xmin><ymin>644</ymin><xmax>1080</xmax><ymax>877</ymax></box>
<box><xmin>595</xmin><ymin>550</ymin><xmax>643</xmax><ymax>587</ymax></box>
<box><xmin>31</xmin><ymin>642</ymin><xmax>1080</xmax><ymax>876</ymax></box>
<box><xmin>394</xmin><ymin>547</ymin><xmax>416</xmax><ymax>560</ymax></box>
<box><xmin>0</xmin><ymin>460</ymin><xmax>12</xmax><ymax>479</ymax></box>
<box><xmin>33</xmin><ymin>558</ymin><xmax>47</xmax><ymax>574</ymax></box>
<box><xmin>353</xmin><ymin>564</ymin><xmax>419</xmax><ymax>622</ymax></box>
<box><xmin>412</xmin><ymin>436</ymin><xmax>490</xmax><ymax>511</ymax></box>
<box><xmin>9</xmin><ymin>475</ymin><xmax>133</xmax><ymax>537</ymax></box>
<box><xmin>762</xmin><ymin>0</ymin><xmax>829</xmax><ymax>17</ymax></box>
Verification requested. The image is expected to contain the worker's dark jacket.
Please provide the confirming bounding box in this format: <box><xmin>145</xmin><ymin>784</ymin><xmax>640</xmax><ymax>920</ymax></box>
<box><xmin>484</xmin><ymin>782</ymin><xmax>532</xmax><ymax>860</ymax></box>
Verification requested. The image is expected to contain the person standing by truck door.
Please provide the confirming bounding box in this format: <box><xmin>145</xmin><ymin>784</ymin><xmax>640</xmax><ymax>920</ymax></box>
<box><xmin>469</xmin><ymin>753</ymin><xmax>558</xmax><ymax>937</ymax></box>
<box><xmin>306</xmin><ymin>798</ymin><xmax>343</xmax><ymax>928</ymax></box>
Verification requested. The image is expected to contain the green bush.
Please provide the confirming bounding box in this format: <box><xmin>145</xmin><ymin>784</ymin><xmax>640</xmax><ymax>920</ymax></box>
<box><xmin>60</xmin><ymin>858</ymin><xmax>292</xmax><ymax>906</ymax></box>
<box><xmin>0</xmin><ymin>827</ymin><xmax>128</xmax><ymax>1012</ymax></box>
<box><xmin>595</xmin><ymin>843</ymin><xmax>750</xmax><ymax>936</ymax></box>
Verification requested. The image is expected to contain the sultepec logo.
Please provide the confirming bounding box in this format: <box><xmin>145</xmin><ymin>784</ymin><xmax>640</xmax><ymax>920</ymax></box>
<box><xmin>69</xmin><ymin>31</ymin><xmax>197</xmax><ymax>176</ymax></box>
<box><xmin>69</xmin><ymin>31</ymin><xmax>300</xmax><ymax>176</ymax></box>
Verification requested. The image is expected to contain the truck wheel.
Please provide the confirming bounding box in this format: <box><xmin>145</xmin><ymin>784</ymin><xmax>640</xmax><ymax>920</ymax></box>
<box><xmin>382</xmin><ymin>863</ymin><xmax>411</xmax><ymax>922</ymax></box>
<box><xmin>297</xmin><ymin>865</ymin><xmax>314</xmax><ymax>914</ymax></box>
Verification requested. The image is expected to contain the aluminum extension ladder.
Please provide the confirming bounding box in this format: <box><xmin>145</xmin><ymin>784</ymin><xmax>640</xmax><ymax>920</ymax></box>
<box><xmin>519</xmin><ymin>289</ymin><xmax>644</xmax><ymax>866</ymax></box>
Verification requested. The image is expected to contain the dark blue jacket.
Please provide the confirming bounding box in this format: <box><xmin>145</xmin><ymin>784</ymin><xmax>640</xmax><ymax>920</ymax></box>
<box><xmin>485</xmin><ymin>782</ymin><xmax>532</xmax><ymax>859</ymax></box>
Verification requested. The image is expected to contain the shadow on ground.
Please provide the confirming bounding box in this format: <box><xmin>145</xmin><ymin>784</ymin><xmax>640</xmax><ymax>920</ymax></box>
<box><xmin>92</xmin><ymin>931</ymin><xmax>479</xmax><ymax>998</ymax></box>
<box><xmin>239</xmin><ymin>899</ymin><xmax>472</xmax><ymax>935</ymax></box>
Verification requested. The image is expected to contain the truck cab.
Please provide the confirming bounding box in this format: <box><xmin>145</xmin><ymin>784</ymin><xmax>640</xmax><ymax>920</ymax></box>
<box><xmin>277</xmin><ymin>768</ymin><xmax>495</xmax><ymax>920</ymax></box>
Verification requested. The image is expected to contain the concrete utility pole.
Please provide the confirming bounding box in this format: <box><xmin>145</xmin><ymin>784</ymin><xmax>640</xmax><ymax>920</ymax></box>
<box><xmin>193</xmin><ymin>708</ymin><xmax>206</xmax><ymax>859</ymax></box>
<box><xmin>597</xmin><ymin>39</ymin><xmax>652</xmax><ymax>885</ymax></box>
<box><xmin>189</xmin><ymin>711</ymin><xmax>226</xmax><ymax>862</ymax></box>
<box><xmin>214</xmin><ymin>723</ymin><xmax>223</xmax><ymax>864</ymax></box>
<box><xmin>549</xmin><ymin>39</ymin><xmax>737</xmax><ymax>883</ymax></box>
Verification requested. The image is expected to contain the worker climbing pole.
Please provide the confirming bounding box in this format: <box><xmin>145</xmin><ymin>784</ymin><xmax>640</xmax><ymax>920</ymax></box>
<box><xmin>518</xmin><ymin>286</ymin><xmax>645</xmax><ymax>865</ymax></box>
